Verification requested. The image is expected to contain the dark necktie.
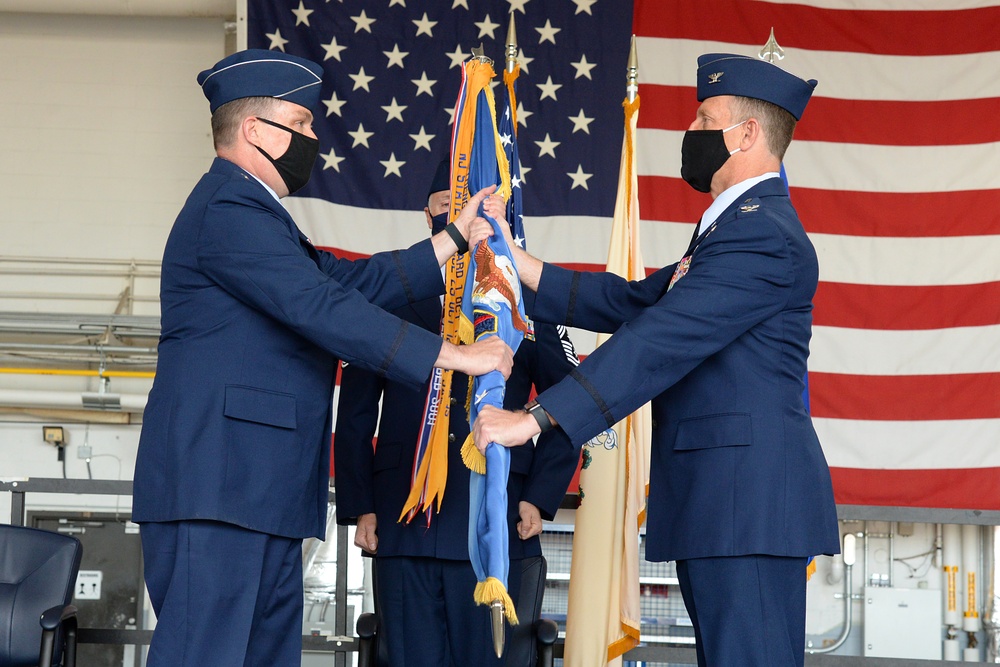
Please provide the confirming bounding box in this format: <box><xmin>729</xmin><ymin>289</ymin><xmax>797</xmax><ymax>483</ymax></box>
<box><xmin>685</xmin><ymin>218</ymin><xmax>703</xmax><ymax>255</ymax></box>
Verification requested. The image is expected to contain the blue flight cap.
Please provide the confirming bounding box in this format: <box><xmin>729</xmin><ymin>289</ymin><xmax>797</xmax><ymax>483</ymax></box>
<box><xmin>197</xmin><ymin>49</ymin><xmax>324</xmax><ymax>114</ymax></box>
<box><xmin>427</xmin><ymin>159</ymin><xmax>451</xmax><ymax>201</ymax></box>
<box><xmin>696</xmin><ymin>53</ymin><xmax>817</xmax><ymax>120</ymax></box>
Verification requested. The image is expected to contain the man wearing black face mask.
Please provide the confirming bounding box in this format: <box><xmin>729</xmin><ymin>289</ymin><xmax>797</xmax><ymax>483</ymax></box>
<box><xmin>333</xmin><ymin>160</ymin><xmax>580</xmax><ymax>666</ymax></box>
<box><xmin>133</xmin><ymin>51</ymin><xmax>515</xmax><ymax>667</ymax></box>
<box><xmin>473</xmin><ymin>53</ymin><xmax>841</xmax><ymax>667</ymax></box>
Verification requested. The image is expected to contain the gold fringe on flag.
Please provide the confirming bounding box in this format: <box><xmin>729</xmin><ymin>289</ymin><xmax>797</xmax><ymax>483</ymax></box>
<box><xmin>474</xmin><ymin>576</ymin><xmax>519</xmax><ymax>624</ymax></box>
<box><xmin>460</xmin><ymin>434</ymin><xmax>486</xmax><ymax>474</ymax></box>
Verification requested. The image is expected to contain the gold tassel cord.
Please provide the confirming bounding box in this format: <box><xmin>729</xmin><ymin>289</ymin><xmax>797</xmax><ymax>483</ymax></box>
<box><xmin>460</xmin><ymin>433</ymin><xmax>487</xmax><ymax>474</ymax></box>
<box><xmin>474</xmin><ymin>577</ymin><xmax>519</xmax><ymax>624</ymax></box>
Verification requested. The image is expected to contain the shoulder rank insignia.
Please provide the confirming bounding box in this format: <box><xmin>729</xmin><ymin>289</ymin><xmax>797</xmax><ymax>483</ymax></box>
<box><xmin>739</xmin><ymin>204</ymin><xmax>760</xmax><ymax>213</ymax></box>
<box><xmin>707</xmin><ymin>72</ymin><xmax>724</xmax><ymax>84</ymax></box>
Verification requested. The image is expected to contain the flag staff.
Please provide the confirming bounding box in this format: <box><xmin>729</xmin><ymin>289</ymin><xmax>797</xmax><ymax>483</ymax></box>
<box><xmin>485</xmin><ymin>19</ymin><xmax>517</xmax><ymax>658</ymax></box>
<box><xmin>626</xmin><ymin>34</ymin><xmax>638</xmax><ymax>103</ymax></box>
<box><xmin>505</xmin><ymin>13</ymin><xmax>517</xmax><ymax>74</ymax></box>
<box><xmin>471</xmin><ymin>43</ymin><xmax>492</xmax><ymax>66</ymax></box>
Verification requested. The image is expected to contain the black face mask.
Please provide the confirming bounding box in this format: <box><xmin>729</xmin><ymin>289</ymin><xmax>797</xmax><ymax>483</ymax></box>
<box><xmin>430</xmin><ymin>211</ymin><xmax>449</xmax><ymax>235</ymax></box>
<box><xmin>254</xmin><ymin>117</ymin><xmax>320</xmax><ymax>194</ymax></box>
<box><xmin>680</xmin><ymin>121</ymin><xmax>745</xmax><ymax>193</ymax></box>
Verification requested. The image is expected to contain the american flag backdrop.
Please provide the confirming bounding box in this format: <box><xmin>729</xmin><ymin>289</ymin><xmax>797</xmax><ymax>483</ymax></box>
<box><xmin>247</xmin><ymin>0</ymin><xmax>1000</xmax><ymax>511</ymax></box>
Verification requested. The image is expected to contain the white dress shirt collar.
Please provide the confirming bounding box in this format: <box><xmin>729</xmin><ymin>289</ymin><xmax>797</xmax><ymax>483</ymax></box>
<box><xmin>698</xmin><ymin>172</ymin><xmax>780</xmax><ymax>236</ymax></box>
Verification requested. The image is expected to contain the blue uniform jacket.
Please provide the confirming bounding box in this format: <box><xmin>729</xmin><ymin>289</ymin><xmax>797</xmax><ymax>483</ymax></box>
<box><xmin>532</xmin><ymin>177</ymin><xmax>840</xmax><ymax>562</ymax></box>
<box><xmin>334</xmin><ymin>290</ymin><xmax>580</xmax><ymax>561</ymax></box>
<box><xmin>133</xmin><ymin>157</ymin><xmax>447</xmax><ymax>540</ymax></box>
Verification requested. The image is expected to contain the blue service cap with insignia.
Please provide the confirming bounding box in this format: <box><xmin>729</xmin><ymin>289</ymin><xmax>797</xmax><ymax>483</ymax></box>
<box><xmin>427</xmin><ymin>158</ymin><xmax>451</xmax><ymax>201</ymax></box>
<box><xmin>197</xmin><ymin>49</ymin><xmax>324</xmax><ymax>114</ymax></box>
<box><xmin>696</xmin><ymin>53</ymin><xmax>817</xmax><ymax>120</ymax></box>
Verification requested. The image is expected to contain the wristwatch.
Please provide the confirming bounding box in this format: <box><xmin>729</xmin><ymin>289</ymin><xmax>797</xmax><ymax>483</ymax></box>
<box><xmin>524</xmin><ymin>400</ymin><xmax>553</xmax><ymax>433</ymax></box>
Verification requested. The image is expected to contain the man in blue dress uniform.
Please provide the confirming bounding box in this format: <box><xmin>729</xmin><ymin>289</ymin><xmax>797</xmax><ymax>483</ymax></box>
<box><xmin>334</xmin><ymin>161</ymin><xmax>580</xmax><ymax>666</ymax></box>
<box><xmin>132</xmin><ymin>50</ymin><xmax>513</xmax><ymax>667</ymax></box>
<box><xmin>474</xmin><ymin>53</ymin><xmax>841</xmax><ymax>667</ymax></box>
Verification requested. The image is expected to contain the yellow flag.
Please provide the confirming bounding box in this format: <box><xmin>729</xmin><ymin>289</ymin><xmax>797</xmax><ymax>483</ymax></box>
<box><xmin>564</xmin><ymin>96</ymin><xmax>651</xmax><ymax>666</ymax></box>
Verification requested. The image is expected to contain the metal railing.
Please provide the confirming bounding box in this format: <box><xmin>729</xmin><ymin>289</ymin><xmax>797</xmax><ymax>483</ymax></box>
<box><xmin>0</xmin><ymin>256</ymin><xmax>162</xmax><ymax>378</ymax></box>
<box><xmin>0</xmin><ymin>256</ymin><xmax>161</xmax><ymax>317</ymax></box>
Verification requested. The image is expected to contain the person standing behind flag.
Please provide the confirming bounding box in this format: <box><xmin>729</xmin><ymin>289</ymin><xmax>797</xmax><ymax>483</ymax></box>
<box><xmin>474</xmin><ymin>53</ymin><xmax>841</xmax><ymax>667</ymax></box>
<box><xmin>334</xmin><ymin>159</ymin><xmax>580</xmax><ymax>667</ymax></box>
<box><xmin>132</xmin><ymin>50</ymin><xmax>513</xmax><ymax>667</ymax></box>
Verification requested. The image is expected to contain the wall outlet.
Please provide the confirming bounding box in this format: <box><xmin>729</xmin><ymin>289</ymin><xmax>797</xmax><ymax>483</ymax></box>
<box><xmin>77</xmin><ymin>445</ymin><xmax>92</xmax><ymax>459</ymax></box>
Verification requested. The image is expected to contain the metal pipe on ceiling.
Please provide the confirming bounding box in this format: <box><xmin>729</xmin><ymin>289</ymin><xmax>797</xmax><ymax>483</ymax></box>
<box><xmin>0</xmin><ymin>343</ymin><xmax>157</xmax><ymax>356</ymax></box>
<box><xmin>0</xmin><ymin>0</ymin><xmax>235</xmax><ymax>18</ymax></box>
<box><xmin>0</xmin><ymin>388</ymin><xmax>147</xmax><ymax>413</ymax></box>
<box><xmin>0</xmin><ymin>368</ymin><xmax>155</xmax><ymax>379</ymax></box>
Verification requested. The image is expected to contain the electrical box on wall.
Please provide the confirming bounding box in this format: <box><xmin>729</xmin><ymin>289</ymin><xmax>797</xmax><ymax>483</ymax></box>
<box><xmin>863</xmin><ymin>587</ymin><xmax>942</xmax><ymax>660</ymax></box>
<box><xmin>42</xmin><ymin>425</ymin><xmax>65</xmax><ymax>445</ymax></box>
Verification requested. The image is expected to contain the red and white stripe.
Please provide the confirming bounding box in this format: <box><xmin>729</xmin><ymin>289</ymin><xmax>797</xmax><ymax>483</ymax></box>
<box><xmin>632</xmin><ymin>0</ymin><xmax>1000</xmax><ymax>510</ymax></box>
<box><xmin>296</xmin><ymin>0</ymin><xmax>1000</xmax><ymax>510</ymax></box>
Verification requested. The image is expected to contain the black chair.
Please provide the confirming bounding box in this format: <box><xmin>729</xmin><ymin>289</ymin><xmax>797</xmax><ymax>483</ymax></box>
<box><xmin>356</xmin><ymin>554</ymin><xmax>558</xmax><ymax>667</ymax></box>
<box><xmin>0</xmin><ymin>524</ymin><xmax>83</xmax><ymax>667</ymax></box>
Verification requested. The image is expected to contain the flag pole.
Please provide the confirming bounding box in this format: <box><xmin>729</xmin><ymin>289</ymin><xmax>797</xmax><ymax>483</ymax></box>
<box><xmin>563</xmin><ymin>32</ymin><xmax>650</xmax><ymax>667</ymax></box>
<box><xmin>505</xmin><ymin>11</ymin><xmax>517</xmax><ymax>74</ymax></box>
<box><xmin>486</xmin><ymin>19</ymin><xmax>516</xmax><ymax>657</ymax></box>
<box><xmin>626</xmin><ymin>34</ymin><xmax>638</xmax><ymax>103</ymax></box>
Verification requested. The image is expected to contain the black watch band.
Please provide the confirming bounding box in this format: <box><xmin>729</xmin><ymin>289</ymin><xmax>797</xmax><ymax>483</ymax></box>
<box><xmin>524</xmin><ymin>400</ymin><xmax>553</xmax><ymax>433</ymax></box>
<box><xmin>444</xmin><ymin>222</ymin><xmax>469</xmax><ymax>254</ymax></box>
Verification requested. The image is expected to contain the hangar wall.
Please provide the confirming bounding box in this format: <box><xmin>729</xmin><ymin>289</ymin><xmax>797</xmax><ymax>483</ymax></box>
<box><xmin>0</xmin><ymin>11</ymin><xmax>226</xmax><ymax>517</ymax></box>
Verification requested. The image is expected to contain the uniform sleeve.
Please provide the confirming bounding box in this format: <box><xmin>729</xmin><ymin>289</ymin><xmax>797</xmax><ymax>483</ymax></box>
<box><xmin>197</xmin><ymin>193</ymin><xmax>441</xmax><ymax>387</ymax></box>
<box><xmin>538</xmin><ymin>217</ymin><xmax>795</xmax><ymax>446</ymax></box>
<box><xmin>519</xmin><ymin>319</ymin><xmax>582</xmax><ymax>519</ymax></box>
<box><xmin>532</xmin><ymin>262</ymin><xmax>676</xmax><ymax>332</ymax></box>
<box><xmin>313</xmin><ymin>238</ymin><xmax>445</xmax><ymax>311</ymax></box>
<box><xmin>333</xmin><ymin>361</ymin><xmax>385</xmax><ymax>525</ymax></box>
